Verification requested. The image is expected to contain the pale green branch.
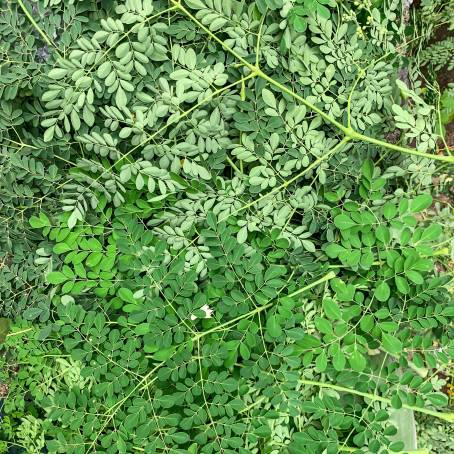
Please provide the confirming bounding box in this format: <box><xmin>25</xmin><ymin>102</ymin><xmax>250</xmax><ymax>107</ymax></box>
<box><xmin>300</xmin><ymin>378</ymin><xmax>454</xmax><ymax>422</ymax></box>
<box><xmin>175</xmin><ymin>0</ymin><xmax>454</xmax><ymax>164</ymax></box>
<box><xmin>17</xmin><ymin>0</ymin><xmax>62</xmax><ymax>57</ymax></box>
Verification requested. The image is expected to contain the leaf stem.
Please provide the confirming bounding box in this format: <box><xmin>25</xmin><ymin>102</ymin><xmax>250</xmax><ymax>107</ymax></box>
<box><xmin>6</xmin><ymin>327</ymin><xmax>33</xmax><ymax>338</ymax></box>
<box><xmin>59</xmin><ymin>70</ymin><xmax>257</xmax><ymax>230</ymax></box>
<box><xmin>110</xmin><ymin>71</ymin><xmax>257</xmax><ymax>166</ymax></box>
<box><xmin>256</xmin><ymin>68</ymin><xmax>349</xmax><ymax>133</ymax></box>
<box><xmin>17</xmin><ymin>0</ymin><xmax>61</xmax><ymax>56</ymax></box>
<box><xmin>300</xmin><ymin>378</ymin><xmax>454</xmax><ymax>422</ymax></box>
<box><xmin>175</xmin><ymin>0</ymin><xmax>454</xmax><ymax>164</ymax></box>
<box><xmin>346</xmin><ymin>69</ymin><xmax>365</xmax><ymax>128</ymax></box>
<box><xmin>192</xmin><ymin>272</ymin><xmax>336</xmax><ymax>341</ymax></box>
<box><xmin>435</xmin><ymin>86</ymin><xmax>451</xmax><ymax>155</ymax></box>
<box><xmin>88</xmin><ymin>6</ymin><xmax>179</xmax><ymax>75</ymax></box>
<box><xmin>171</xmin><ymin>0</ymin><xmax>257</xmax><ymax>73</ymax></box>
<box><xmin>224</xmin><ymin>138</ymin><xmax>350</xmax><ymax>220</ymax></box>
<box><xmin>349</xmin><ymin>130</ymin><xmax>454</xmax><ymax>163</ymax></box>
<box><xmin>239</xmin><ymin>395</ymin><xmax>266</xmax><ymax>414</ymax></box>
<box><xmin>433</xmin><ymin>247</ymin><xmax>449</xmax><ymax>256</ymax></box>
<box><xmin>337</xmin><ymin>446</ymin><xmax>430</xmax><ymax>454</ymax></box>
<box><xmin>339</xmin><ymin>447</ymin><xmax>429</xmax><ymax>454</ymax></box>
<box><xmin>226</xmin><ymin>155</ymin><xmax>243</xmax><ymax>174</ymax></box>
<box><xmin>255</xmin><ymin>11</ymin><xmax>267</xmax><ymax>67</ymax></box>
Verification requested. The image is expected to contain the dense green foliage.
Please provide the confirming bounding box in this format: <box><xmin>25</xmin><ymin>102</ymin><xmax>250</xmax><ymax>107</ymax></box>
<box><xmin>0</xmin><ymin>0</ymin><xmax>453</xmax><ymax>453</ymax></box>
<box><xmin>418</xmin><ymin>0</ymin><xmax>453</xmax><ymax>71</ymax></box>
<box><xmin>417</xmin><ymin>404</ymin><xmax>454</xmax><ymax>454</ymax></box>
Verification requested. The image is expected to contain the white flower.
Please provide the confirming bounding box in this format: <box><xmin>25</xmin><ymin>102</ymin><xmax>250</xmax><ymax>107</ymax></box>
<box><xmin>190</xmin><ymin>304</ymin><xmax>214</xmax><ymax>320</ymax></box>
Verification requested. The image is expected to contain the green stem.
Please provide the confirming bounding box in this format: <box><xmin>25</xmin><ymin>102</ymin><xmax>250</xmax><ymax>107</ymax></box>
<box><xmin>192</xmin><ymin>271</ymin><xmax>336</xmax><ymax>341</ymax></box>
<box><xmin>239</xmin><ymin>395</ymin><xmax>266</xmax><ymax>414</ymax></box>
<box><xmin>175</xmin><ymin>0</ymin><xmax>454</xmax><ymax>164</ymax></box>
<box><xmin>89</xmin><ymin>273</ymin><xmax>335</xmax><ymax>451</ymax></box>
<box><xmin>17</xmin><ymin>0</ymin><xmax>61</xmax><ymax>55</ymax></box>
<box><xmin>257</xmin><ymin>69</ymin><xmax>349</xmax><ymax>134</ymax></box>
<box><xmin>433</xmin><ymin>247</ymin><xmax>449</xmax><ymax>256</ymax></box>
<box><xmin>286</xmin><ymin>271</ymin><xmax>336</xmax><ymax>299</ymax></box>
<box><xmin>340</xmin><ymin>448</ymin><xmax>428</xmax><ymax>454</ymax></box>
<box><xmin>339</xmin><ymin>448</ymin><xmax>429</xmax><ymax>454</ymax></box>
<box><xmin>224</xmin><ymin>138</ymin><xmax>350</xmax><ymax>220</ymax></box>
<box><xmin>346</xmin><ymin>69</ymin><xmax>365</xmax><ymax>128</ymax></box>
<box><xmin>401</xmin><ymin>450</ymin><xmax>430</xmax><ymax>454</ymax></box>
<box><xmin>300</xmin><ymin>378</ymin><xmax>454</xmax><ymax>422</ymax></box>
<box><xmin>114</xmin><ymin>71</ymin><xmax>257</xmax><ymax>166</ymax></box>
<box><xmin>6</xmin><ymin>327</ymin><xmax>33</xmax><ymax>337</ymax></box>
<box><xmin>226</xmin><ymin>155</ymin><xmax>243</xmax><ymax>174</ymax></box>
<box><xmin>88</xmin><ymin>6</ymin><xmax>178</xmax><ymax>75</ymax></box>
<box><xmin>174</xmin><ymin>0</ymin><xmax>345</xmax><ymax>132</ymax></box>
<box><xmin>255</xmin><ymin>11</ymin><xmax>267</xmax><ymax>67</ymax></box>
<box><xmin>350</xmin><ymin>130</ymin><xmax>454</xmax><ymax>163</ymax></box>
<box><xmin>436</xmin><ymin>87</ymin><xmax>451</xmax><ymax>155</ymax></box>
<box><xmin>171</xmin><ymin>0</ymin><xmax>257</xmax><ymax>73</ymax></box>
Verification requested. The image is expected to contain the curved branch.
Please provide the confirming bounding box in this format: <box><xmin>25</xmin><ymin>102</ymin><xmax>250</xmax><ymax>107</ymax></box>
<box><xmin>174</xmin><ymin>0</ymin><xmax>454</xmax><ymax>164</ymax></box>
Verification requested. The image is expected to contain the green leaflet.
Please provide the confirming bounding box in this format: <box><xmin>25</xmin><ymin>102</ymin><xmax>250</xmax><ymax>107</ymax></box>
<box><xmin>375</xmin><ymin>281</ymin><xmax>391</xmax><ymax>302</ymax></box>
